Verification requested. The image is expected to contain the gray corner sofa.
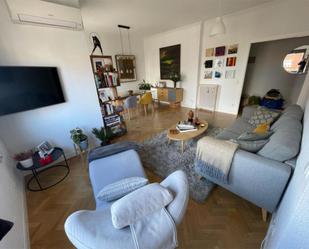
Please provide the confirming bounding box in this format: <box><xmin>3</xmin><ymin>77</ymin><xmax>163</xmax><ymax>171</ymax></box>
<box><xmin>206</xmin><ymin>105</ymin><xmax>304</xmax><ymax>213</ymax></box>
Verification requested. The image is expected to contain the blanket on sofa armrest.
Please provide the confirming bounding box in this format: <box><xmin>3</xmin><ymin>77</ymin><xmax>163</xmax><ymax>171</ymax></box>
<box><xmin>195</xmin><ymin>136</ymin><xmax>238</xmax><ymax>184</ymax></box>
<box><xmin>88</xmin><ymin>141</ymin><xmax>139</xmax><ymax>163</ymax></box>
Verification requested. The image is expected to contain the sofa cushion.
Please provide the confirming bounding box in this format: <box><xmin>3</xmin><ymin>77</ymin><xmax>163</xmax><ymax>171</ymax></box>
<box><xmin>237</xmin><ymin>131</ymin><xmax>273</xmax><ymax>141</ymax></box>
<box><xmin>96</xmin><ymin>177</ymin><xmax>148</xmax><ymax>202</ymax></box>
<box><xmin>282</xmin><ymin>104</ymin><xmax>303</xmax><ymax>121</ymax></box>
<box><xmin>231</xmin><ymin>139</ymin><xmax>269</xmax><ymax>153</ymax></box>
<box><xmin>111</xmin><ymin>183</ymin><xmax>173</xmax><ymax>229</ymax></box>
<box><xmin>248</xmin><ymin>107</ymin><xmax>280</xmax><ymax>127</ymax></box>
<box><xmin>216</xmin><ymin>118</ymin><xmax>255</xmax><ymax>140</ymax></box>
<box><xmin>271</xmin><ymin>116</ymin><xmax>303</xmax><ymax>131</ymax></box>
<box><xmin>258</xmin><ymin>117</ymin><xmax>302</xmax><ymax>162</ymax></box>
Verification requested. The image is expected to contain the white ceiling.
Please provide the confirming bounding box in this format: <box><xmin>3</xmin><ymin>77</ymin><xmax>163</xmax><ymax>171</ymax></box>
<box><xmin>79</xmin><ymin>0</ymin><xmax>274</xmax><ymax>36</ymax></box>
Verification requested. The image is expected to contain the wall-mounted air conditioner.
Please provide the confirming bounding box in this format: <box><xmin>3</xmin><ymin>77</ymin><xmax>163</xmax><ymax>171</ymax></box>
<box><xmin>5</xmin><ymin>0</ymin><xmax>83</xmax><ymax>30</ymax></box>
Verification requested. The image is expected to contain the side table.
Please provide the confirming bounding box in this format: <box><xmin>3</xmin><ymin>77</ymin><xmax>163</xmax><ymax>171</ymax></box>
<box><xmin>16</xmin><ymin>147</ymin><xmax>70</xmax><ymax>192</ymax></box>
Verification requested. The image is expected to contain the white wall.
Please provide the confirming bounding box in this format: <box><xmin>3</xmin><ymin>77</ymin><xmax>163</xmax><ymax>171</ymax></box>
<box><xmin>0</xmin><ymin>140</ymin><xmax>29</xmax><ymax>249</ymax></box>
<box><xmin>243</xmin><ymin>36</ymin><xmax>309</xmax><ymax>105</ymax></box>
<box><xmin>84</xmin><ymin>31</ymin><xmax>146</xmax><ymax>96</ymax></box>
<box><xmin>144</xmin><ymin>22</ymin><xmax>202</xmax><ymax>108</ymax></box>
<box><xmin>0</xmin><ymin>0</ymin><xmax>103</xmax><ymax>155</ymax></box>
<box><xmin>199</xmin><ymin>0</ymin><xmax>309</xmax><ymax>114</ymax></box>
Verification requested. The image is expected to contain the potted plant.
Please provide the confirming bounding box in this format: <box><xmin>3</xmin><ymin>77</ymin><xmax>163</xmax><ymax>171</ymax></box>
<box><xmin>92</xmin><ymin>127</ymin><xmax>113</xmax><ymax>146</ymax></box>
<box><xmin>14</xmin><ymin>151</ymin><xmax>33</xmax><ymax>168</ymax></box>
<box><xmin>70</xmin><ymin>128</ymin><xmax>88</xmax><ymax>151</ymax></box>
<box><xmin>169</xmin><ymin>72</ymin><xmax>181</xmax><ymax>88</ymax></box>
<box><xmin>138</xmin><ymin>80</ymin><xmax>152</xmax><ymax>92</ymax></box>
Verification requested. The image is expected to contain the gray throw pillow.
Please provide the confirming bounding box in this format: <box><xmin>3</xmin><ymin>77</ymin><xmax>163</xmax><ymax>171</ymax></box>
<box><xmin>237</xmin><ymin>131</ymin><xmax>273</xmax><ymax>141</ymax></box>
<box><xmin>231</xmin><ymin>139</ymin><xmax>269</xmax><ymax>153</ymax></box>
<box><xmin>248</xmin><ymin>107</ymin><xmax>280</xmax><ymax>127</ymax></box>
<box><xmin>97</xmin><ymin>177</ymin><xmax>149</xmax><ymax>202</ymax></box>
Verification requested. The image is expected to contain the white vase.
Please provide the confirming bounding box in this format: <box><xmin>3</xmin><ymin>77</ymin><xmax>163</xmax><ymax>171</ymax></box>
<box><xmin>20</xmin><ymin>157</ymin><xmax>33</xmax><ymax>168</ymax></box>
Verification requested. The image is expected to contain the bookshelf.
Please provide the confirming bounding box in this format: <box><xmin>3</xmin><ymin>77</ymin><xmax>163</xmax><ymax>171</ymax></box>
<box><xmin>90</xmin><ymin>55</ymin><xmax>126</xmax><ymax>137</ymax></box>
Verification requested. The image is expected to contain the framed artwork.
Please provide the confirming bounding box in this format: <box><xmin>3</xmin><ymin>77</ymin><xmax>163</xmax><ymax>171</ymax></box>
<box><xmin>226</xmin><ymin>57</ymin><xmax>237</xmax><ymax>67</ymax></box>
<box><xmin>225</xmin><ymin>70</ymin><xmax>236</xmax><ymax>79</ymax></box>
<box><xmin>160</xmin><ymin>44</ymin><xmax>181</xmax><ymax>80</ymax></box>
<box><xmin>115</xmin><ymin>55</ymin><xmax>137</xmax><ymax>82</ymax></box>
<box><xmin>215</xmin><ymin>46</ymin><xmax>226</xmax><ymax>56</ymax></box>
<box><xmin>214</xmin><ymin>71</ymin><xmax>222</xmax><ymax>78</ymax></box>
<box><xmin>204</xmin><ymin>60</ymin><xmax>213</xmax><ymax>68</ymax></box>
<box><xmin>215</xmin><ymin>58</ymin><xmax>224</xmax><ymax>68</ymax></box>
<box><xmin>228</xmin><ymin>44</ymin><xmax>238</xmax><ymax>54</ymax></box>
<box><xmin>205</xmin><ymin>48</ymin><xmax>214</xmax><ymax>57</ymax></box>
<box><xmin>90</xmin><ymin>55</ymin><xmax>113</xmax><ymax>74</ymax></box>
<box><xmin>204</xmin><ymin>70</ymin><xmax>213</xmax><ymax>79</ymax></box>
<box><xmin>37</xmin><ymin>141</ymin><xmax>54</xmax><ymax>157</ymax></box>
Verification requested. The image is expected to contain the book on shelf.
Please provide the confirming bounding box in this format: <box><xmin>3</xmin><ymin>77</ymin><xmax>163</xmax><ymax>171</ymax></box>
<box><xmin>101</xmin><ymin>103</ymin><xmax>115</xmax><ymax>116</ymax></box>
<box><xmin>102</xmin><ymin>72</ymin><xmax>119</xmax><ymax>87</ymax></box>
<box><xmin>104</xmin><ymin>114</ymin><xmax>121</xmax><ymax>127</ymax></box>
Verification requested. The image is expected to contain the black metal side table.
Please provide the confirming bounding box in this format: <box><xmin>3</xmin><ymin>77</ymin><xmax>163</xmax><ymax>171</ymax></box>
<box><xmin>16</xmin><ymin>147</ymin><xmax>70</xmax><ymax>192</ymax></box>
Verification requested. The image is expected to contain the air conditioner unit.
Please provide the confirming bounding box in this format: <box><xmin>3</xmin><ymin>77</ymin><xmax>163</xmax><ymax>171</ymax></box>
<box><xmin>5</xmin><ymin>0</ymin><xmax>83</xmax><ymax>30</ymax></box>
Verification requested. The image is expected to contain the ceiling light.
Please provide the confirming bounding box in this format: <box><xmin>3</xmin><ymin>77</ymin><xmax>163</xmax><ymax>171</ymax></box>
<box><xmin>210</xmin><ymin>17</ymin><xmax>226</xmax><ymax>36</ymax></box>
<box><xmin>210</xmin><ymin>0</ymin><xmax>226</xmax><ymax>36</ymax></box>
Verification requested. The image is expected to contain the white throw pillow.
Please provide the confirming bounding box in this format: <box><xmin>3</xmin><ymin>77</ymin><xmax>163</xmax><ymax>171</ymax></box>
<box><xmin>96</xmin><ymin>177</ymin><xmax>148</xmax><ymax>202</ymax></box>
<box><xmin>111</xmin><ymin>183</ymin><xmax>173</xmax><ymax>229</ymax></box>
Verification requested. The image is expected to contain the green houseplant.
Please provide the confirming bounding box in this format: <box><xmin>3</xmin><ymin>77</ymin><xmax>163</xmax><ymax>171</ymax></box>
<box><xmin>138</xmin><ymin>80</ymin><xmax>152</xmax><ymax>91</ymax></box>
<box><xmin>70</xmin><ymin>128</ymin><xmax>88</xmax><ymax>151</ymax></box>
<box><xmin>92</xmin><ymin>127</ymin><xmax>113</xmax><ymax>146</ymax></box>
<box><xmin>169</xmin><ymin>72</ymin><xmax>181</xmax><ymax>88</ymax></box>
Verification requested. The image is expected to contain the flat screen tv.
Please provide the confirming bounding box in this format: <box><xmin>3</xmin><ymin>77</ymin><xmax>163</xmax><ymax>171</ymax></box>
<box><xmin>0</xmin><ymin>66</ymin><xmax>65</xmax><ymax>116</ymax></box>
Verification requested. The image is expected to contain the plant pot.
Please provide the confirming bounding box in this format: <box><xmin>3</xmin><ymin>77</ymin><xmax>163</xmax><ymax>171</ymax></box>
<box><xmin>20</xmin><ymin>157</ymin><xmax>33</xmax><ymax>168</ymax></box>
<box><xmin>79</xmin><ymin>139</ymin><xmax>89</xmax><ymax>151</ymax></box>
<box><xmin>100</xmin><ymin>140</ymin><xmax>110</xmax><ymax>147</ymax></box>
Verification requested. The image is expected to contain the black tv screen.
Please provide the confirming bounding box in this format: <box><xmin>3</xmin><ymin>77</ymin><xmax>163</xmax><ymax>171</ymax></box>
<box><xmin>0</xmin><ymin>66</ymin><xmax>65</xmax><ymax>116</ymax></box>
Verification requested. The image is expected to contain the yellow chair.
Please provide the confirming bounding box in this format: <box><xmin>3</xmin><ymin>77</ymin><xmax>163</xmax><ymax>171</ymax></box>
<box><xmin>139</xmin><ymin>92</ymin><xmax>154</xmax><ymax>115</ymax></box>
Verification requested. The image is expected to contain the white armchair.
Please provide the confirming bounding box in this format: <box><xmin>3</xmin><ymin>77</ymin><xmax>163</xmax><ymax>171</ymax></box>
<box><xmin>64</xmin><ymin>170</ymin><xmax>189</xmax><ymax>249</ymax></box>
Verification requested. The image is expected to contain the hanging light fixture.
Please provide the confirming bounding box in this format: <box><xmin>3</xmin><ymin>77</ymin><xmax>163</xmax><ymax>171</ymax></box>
<box><xmin>210</xmin><ymin>0</ymin><xmax>226</xmax><ymax>36</ymax></box>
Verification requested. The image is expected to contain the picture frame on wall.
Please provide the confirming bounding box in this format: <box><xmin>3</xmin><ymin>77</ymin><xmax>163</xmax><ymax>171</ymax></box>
<box><xmin>160</xmin><ymin>44</ymin><xmax>181</xmax><ymax>80</ymax></box>
<box><xmin>115</xmin><ymin>55</ymin><xmax>137</xmax><ymax>82</ymax></box>
<box><xmin>228</xmin><ymin>44</ymin><xmax>238</xmax><ymax>54</ymax></box>
<box><xmin>90</xmin><ymin>55</ymin><xmax>113</xmax><ymax>74</ymax></box>
<box><xmin>214</xmin><ymin>71</ymin><xmax>222</xmax><ymax>78</ymax></box>
<box><xmin>205</xmin><ymin>48</ymin><xmax>214</xmax><ymax>57</ymax></box>
<box><xmin>204</xmin><ymin>70</ymin><xmax>213</xmax><ymax>79</ymax></box>
<box><xmin>215</xmin><ymin>58</ymin><xmax>224</xmax><ymax>68</ymax></box>
<box><xmin>215</xmin><ymin>46</ymin><xmax>226</xmax><ymax>56</ymax></box>
<box><xmin>204</xmin><ymin>59</ymin><xmax>213</xmax><ymax>68</ymax></box>
<box><xmin>226</xmin><ymin>57</ymin><xmax>237</xmax><ymax>67</ymax></box>
<box><xmin>225</xmin><ymin>70</ymin><xmax>236</xmax><ymax>79</ymax></box>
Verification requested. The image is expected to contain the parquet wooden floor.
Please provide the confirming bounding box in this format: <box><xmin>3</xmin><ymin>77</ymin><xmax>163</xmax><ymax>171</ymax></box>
<box><xmin>26</xmin><ymin>105</ymin><xmax>269</xmax><ymax>249</ymax></box>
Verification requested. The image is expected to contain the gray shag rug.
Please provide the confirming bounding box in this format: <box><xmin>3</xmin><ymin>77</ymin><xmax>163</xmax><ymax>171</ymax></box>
<box><xmin>139</xmin><ymin>126</ymin><xmax>223</xmax><ymax>202</ymax></box>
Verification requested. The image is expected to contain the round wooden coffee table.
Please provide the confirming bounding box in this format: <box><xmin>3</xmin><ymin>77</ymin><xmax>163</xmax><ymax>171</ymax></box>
<box><xmin>167</xmin><ymin>120</ymin><xmax>208</xmax><ymax>153</ymax></box>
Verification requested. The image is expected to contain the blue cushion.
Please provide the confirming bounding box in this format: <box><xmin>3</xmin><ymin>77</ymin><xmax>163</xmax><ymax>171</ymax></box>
<box><xmin>96</xmin><ymin>177</ymin><xmax>148</xmax><ymax>202</ymax></box>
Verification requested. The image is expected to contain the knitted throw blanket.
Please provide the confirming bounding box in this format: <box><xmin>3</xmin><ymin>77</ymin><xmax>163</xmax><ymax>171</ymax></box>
<box><xmin>195</xmin><ymin>136</ymin><xmax>238</xmax><ymax>184</ymax></box>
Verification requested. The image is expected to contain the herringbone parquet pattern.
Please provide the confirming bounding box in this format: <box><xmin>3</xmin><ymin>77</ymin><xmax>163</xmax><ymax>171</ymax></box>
<box><xmin>26</xmin><ymin>106</ymin><xmax>268</xmax><ymax>249</ymax></box>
